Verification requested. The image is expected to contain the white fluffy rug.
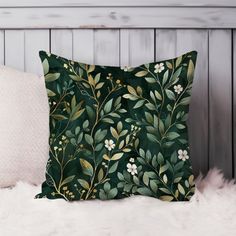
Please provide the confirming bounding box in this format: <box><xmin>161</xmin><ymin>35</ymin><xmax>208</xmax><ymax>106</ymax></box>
<box><xmin>0</xmin><ymin>169</ymin><xmax>236</xmax><ymax>236</ymax></box>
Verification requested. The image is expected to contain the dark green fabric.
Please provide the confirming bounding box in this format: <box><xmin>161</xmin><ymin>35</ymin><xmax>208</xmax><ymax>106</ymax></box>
<box><xmin>36</xmin><ymin>51</ymin><xmax>197</xmax><ymax>201</ymax></box>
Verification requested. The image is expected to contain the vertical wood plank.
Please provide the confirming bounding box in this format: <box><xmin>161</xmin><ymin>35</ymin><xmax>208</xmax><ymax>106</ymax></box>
<box><xmin>24</xmin><ymin>30</ymin><xmax>50</xmax><ymax>75</ymax></box>
<box><xmin>176</xmin><ymin>30</ymin><xmax>209</xmax><ymax>176</ymax></box>
<box><xmin>233</xmin><ymin>30</ymin><xmax>236</xmax><ymax>178</ymax></box>
<box><xmin>120</xmin><ymin>29</ymin><xmax>155</xmax><ymax>66</ymax></box>
<box><xmin>94</xmin><ymin>29</ymin><xmax>119</xmax><ymax>66</ymax></box>
<box><xmin>0</xmin><ymin>30</ymin><xmax>4</xmax><ymax>65</ymax></box>
<box><xmin>5</xmin><ymin>30</ymin><xmax>25</xmax><ymax>71</ymax></box>
<box><xmin>209</xmin><ymin>30</ymin><xmax>232</xmax><ymax>178</ymax></box>
<box><xmin>156</xmin><ymin>29</ymin><xmax>177</xmax><ymax>61</ymax></box>
<box><xmin>72</xmin><ymin>29</ymin><xmax>94</xmax><ymax>64</ymax></box>
<box><xmin>51</xmin><ymin>29</ymin><xmax>73</xmax><ymax>59</ymax></box>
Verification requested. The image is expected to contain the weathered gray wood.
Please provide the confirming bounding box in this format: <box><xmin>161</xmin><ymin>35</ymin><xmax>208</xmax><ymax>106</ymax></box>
<box><xmin>72</xmin><ymin>29</ymin><xmax>94</xmax><ymax>64</ymax></box>
<box><xmin>0</xmin><ymin>30</ymin><xmax>4</xmax><ymax>65</ymax></box>
<box><xmin>24</xmin><ymin>30</ymin><xmax>50</xmax><ymax>75</ymax></box>
<box><xmin>5</xmin><ymin>30</ymin><xmax>25</xmax><ymax>71</ymax></box>
<box><xmin>94</xmin><ymin>29</ymin><xmax>119</xmax><ymax>66</ymax></box>
<box><xmin>176</xmin><ymin>30</ymin><xmax>209</xmax><ymax>176</ymax></box>
<box><xmin>233</xmin><ymin>30</ymin><xmax>236</xmax><ymax>178</ymax></box>
<box><xmin>5</xmin><ymin>30</ymin><xmax>49</xmax><ymax>74</ymax></box>
<box><xmin>209</xmin><ymin>30</ymin><xmax>232</xmax><ymax>178</ymax></box>
<box><xmin>51</xmin><ymin>30</ymin><xmax>73</xmax><ymax>59</ymax></box>
<box><xmin>156</xmin><ymin>30</ymin><xmax>177</xmax><ymax>60</ymax></box>
<box><xmin>1</xmin><ymin>7</ymin><xmax>236</xmax><ymax>29</ymax></box>
<box><xmin>120</xmin><ymin>29</ymin><xmax>155</xmax><ymax>66</ymax></box>
<box><xmin>1</xmin><ymin>0</ymin><xmax>236</xmax><ymax>7</ymax></box>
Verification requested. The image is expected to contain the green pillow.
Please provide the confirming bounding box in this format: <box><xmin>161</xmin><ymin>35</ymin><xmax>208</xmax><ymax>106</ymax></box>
<box><xmin>36</xmin><ymin>51</ymin><xmax>197</xmax><ymax>201</ymax></box>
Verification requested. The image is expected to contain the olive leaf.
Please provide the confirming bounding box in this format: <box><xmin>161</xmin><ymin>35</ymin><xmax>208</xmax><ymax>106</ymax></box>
<box><xmin>80</xmin><ymin>159</ymin><xmax>94</xmax><ymax>176</ymax></box>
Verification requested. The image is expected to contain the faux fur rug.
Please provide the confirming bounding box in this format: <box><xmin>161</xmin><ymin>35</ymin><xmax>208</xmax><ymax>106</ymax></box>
<box><xmin>0</xmin><ymin>169</ymin><xmax>235</xmax><ymax>236</ymax></box>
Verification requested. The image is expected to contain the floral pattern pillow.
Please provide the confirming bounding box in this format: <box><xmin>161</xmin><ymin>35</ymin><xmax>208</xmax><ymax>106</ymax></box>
<box><xmin>36</xmin><ymin>50</ymin><xmax>197</xmax><ymax>201</ymax></box>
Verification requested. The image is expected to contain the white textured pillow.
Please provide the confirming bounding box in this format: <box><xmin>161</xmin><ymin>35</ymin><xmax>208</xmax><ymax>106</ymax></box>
<box><xmin>0</xmin><ymin>66</ymin><xmax>49</xmax><ymax>187</ymax></box>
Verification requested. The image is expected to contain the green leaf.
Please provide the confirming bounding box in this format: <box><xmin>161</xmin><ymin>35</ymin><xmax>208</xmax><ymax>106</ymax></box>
<box><xmin>61</xmin><ymin>175</ymin><xmax>75</xmax><ymax>187</ymax></box>
<box><xmin>69</xmin><ymin>75</ymin><xmax>81</xmax><ymax>81</ymax></box>
<box><xmin>123</xmin><ymin>94</ymin><xmax>138</xmax><ymax>101</ymax></box>
<box><xmin>159</xmin><ymin>120</ymin><xmax>165</xmax><ymax>134</ymax></box>
<box><xmin>176</xmin><ymin>124</ymin><xmax>185</xmax><ymax>129</ymax></box>
<box><xmin>51</xmin><ymin>114</ymin><xmax>67</xmax><ymax>120</ymax></box>
<box><xmin>78</xmin><ymin>179</ymin><xmax>89</xmax><ymax>190</ymax></box>
<box><xmin>47</xmin><ymin>89</ymin><xmax>56</xmax><ymax>97</ymax></box>
<box><xmin>176</xmin><ymin>55</ymin><xmax>182</xmax><ymax>67</ymax></box>
<box><xmin>80</xmin><ymin>159</ymin><xmax>94</xmax><ymax>176</ymax></box>
<box><xmin>135</xmin><ymin>70</ymin><xmax>148</xmax><ymax>77</ymax></box>
<box><xmin>42</xmin><ymin>58</ymin><xmax>49</xmax><ymax>74</ymax></box>
<box><xmin>147</xmin><ymin>133</ymin><xmax>158</xmax><ymax>143</ymax></box>
<box><xmin>104</xmin><ymin>182</ymin><xmax>111</xmax><ymax>192</ymax></box>
<box><xmin>159</xmin><ymin>164</ymin><xmax>169</xmax><ymax>174</ymax></box>
<box><xmin>94</xmin><ymin>73</ymin><xmax>101</xmax><ymax>84</ymax></box>
<box><xmin>154</xmin><ymin>90</ymin><xmax>162</xmax><ymax>100</ymax></box>
<box><xmin>117</xmin><ymin>172</ymin><xmax>124</xmax><ymax>181</ymax></box>
<box><xmin>83</xmin><ymin>120</ymin><xmax>89</xmax><ymax>129</ymax></box>
<box><xmin>108</xmin><ymin>188</ymin><xmax>118</xmax><ymax>199</ymax></box>
<box><xmin>98</xmin><ymin>168</ymin><xmax>104</xmax><ymax>182</ymax></box>
<box><xmin>75</xmin><ymin>126</ymin><xmax>80</xmax><ymax>135</ymax></box>
<box><xmin>157</xmin><ymin>152</ymin><xmax>164</xmax><ymax>165</ymax></box>
<box><xmin>172</xmin><ymin>67</ymin><xmax>182</xmax><ymax>83</ymax></box>
<box><xmin>127</xmin><ymin>85</ymin><xmax>137</xmax><ymax>95</ymax></box>
<box><xmin>102</xmin><ymin>118</ymin><xmax>114</xmax><ymax>124</ymax></box>
<box><xmin>166</xmin><ymin>132</ymin><xmax>180</xmax><ymax>140</ymax></box>
<box><xmin>71</xmin><ymin>95</ymin><xmax>76</xmax><ymax>108</ymax></box>
<box><xmin>170</xmin><ymin>151</ymin><xmax>177</xmax><ymax>164</ymax></box>
<box><xmin>137</xmin><ymin>187</ymin><xmax>153</xmax><ymax>196</ymax></box>
<box><xmin>159</xmin><ymin>188</ymin><xmax>171</xmax><ymax>194</ymax></box>
<box><xmin>187</xmin><ymin>59</ymin><xmax>194</xmax><ymax>81</ymax></box>
<box><xmin>162</xmin><ymin>70</ymin><xmax>169</xmax><ymax>86</ymax></box>
<box><xmin>94</xmin><ymin>129</ymin><xmax>107</xmax><ymax>143</ymax></box>
<box><xmin>165</xmin><ymin>89</ymin><xmax>176</xmax><ymax>100</ymax></box>
<box><xmin>45</xmin><ymin>73</ymin><xmax>60</xmax><ymax>82</ymax></box>
<box><xmin>143</xmin><ymin>172</ymin><xmax>149</xmax><ymax>186</ymax></box>
<box><xmin>160</xmin><ymin>195</ymin><xmax>174</xmax><ymax>201</ymax></box>
<box><xmin>87</xmin><ymin>64</ymin><xmax>95</xmax><ymax>73</ymax></box>
<box><xmin>70</xmin><ymin>108</ymin><xmax>85</xmax><ymax>121</ymax></box>
<box><xmin>145</xmin><ymin>77</ymin><xmax>156</xmax><ymax>83</ymax></box>
<box><xmin>145</xmin><ymin>112</ymin><xmax>153</xmax><ymax>124</ymax></box>
<box><xmin>179</xmin><ymin>97</ymin><xmax>191</xmax><ymax>106</ymax></box>
<box><xmin>110</xmin><ymin>127</ymin><xmax>119</xmax><ymax>139</ymax></box>
<box><xmin>95</xmin><ymin>82</ymin><xmax>104</xmax><ymax>90</ymax></box>
<box><xmin>150</xmin><ymin>180</ymin><xmax>158</xmax><ymax>193</ymax></box>
<box><xmin>111</xmin><ymin>153</ymin><xmax>124</xmax><ymax>161</ymax></box>
<box><xmin>178</xmin><ymin>183</ymin><xmax>186</xmax><ymax>195</ymax></box>
<box><xmin>104</xmin><ymin>99</ymin><xmax>113</xmax><ymax>113</ymax></box>
<box><xmin>84</xmin><ymin>134</ymin><xmax>93</xmax><ymax>145</ymax></box>
<box><xmin>163</xmin><ymin>174</ymin><xmax>168</xmax><ymax>183</ymax></box>
<box><xmin>117</xmin><ymin>121</ymin><xmax>123</xmax><ymax>132</ymax></box>
<box><xmin>133</xmin><ymin>100</ymin><xmax>145</xmax><ymax>109</ymax></box>
<box><xmin>166</xmin><ymin>61</ymin><xmax>173</xmax><ymax>69</ymax></box>
<box><xmin>109</xmin><ymin>162</ymin><xmax>119</xmax><ymax>174</ymax></box>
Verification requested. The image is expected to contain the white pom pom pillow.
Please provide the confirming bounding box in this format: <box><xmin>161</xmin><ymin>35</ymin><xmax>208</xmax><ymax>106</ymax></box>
<box><xmin>0</xmin><ymin>66</ymin><xmax>49</xmax><ymax>187</ymax></box>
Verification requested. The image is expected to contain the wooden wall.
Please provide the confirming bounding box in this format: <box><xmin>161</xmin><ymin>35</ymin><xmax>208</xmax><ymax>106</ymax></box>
<box><xmin>0</xmin><ymin>1</ymin><xmax>236</xmax><ymax>178</ymax></box>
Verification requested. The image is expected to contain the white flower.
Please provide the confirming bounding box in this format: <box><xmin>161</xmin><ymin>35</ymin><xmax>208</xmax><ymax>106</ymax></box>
<box><xmin>104</xmin><ymin>139</ymin><xmax>115</xmax><ymax>151</ymax></box>
<box><xmin>53</xmin><ymin>146</ymin><xmax>58</xmax><ymax>151</ymax></box>
<box><xmin>154</xmin><ymin>63</ymin><xmax>164</xmax><ymax>73</ymax></box>
<box><xmin>178</xmin><ymin>149</ymin><xmax>189</xmax><ymax>161</ymax></box>
<box><xmin>129</xmin><ymin>158</ymin><xmax>135</xmax><ymax>163</ymax></box>
<box><xmin>174</xmin><ymin>84</ymin><xmax>183</xmax><ymax>94</ymax></box>
<box><xmin>63</xmin><ymin>63</ymin><xmax>68</xmax><ymax>69</ymax></box>
<box><xmin>127</xmin><ymin>163</ymin><xmax>138</xmax><ymax>175</ymax></box>
<box><xmin>121</xmin><ymin>66</ymin><xmax>131</xmax><ymax>72</ymax></box>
